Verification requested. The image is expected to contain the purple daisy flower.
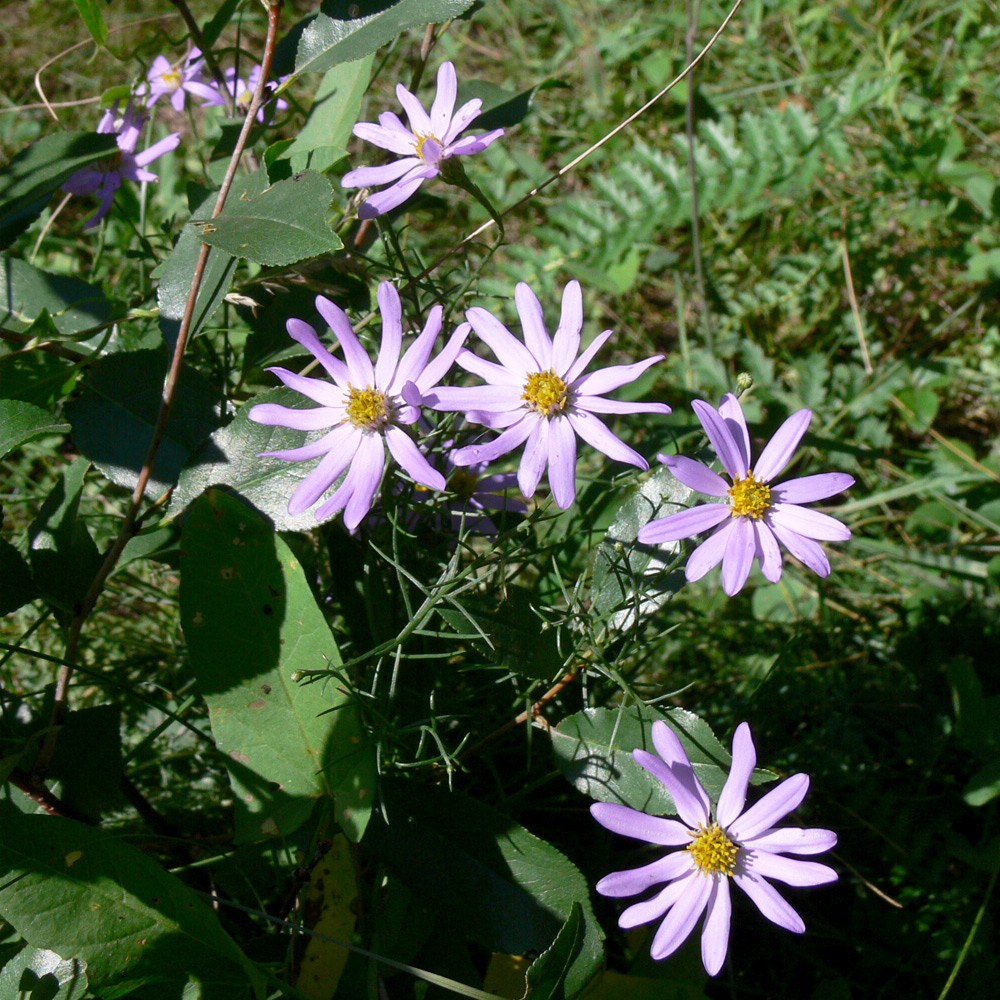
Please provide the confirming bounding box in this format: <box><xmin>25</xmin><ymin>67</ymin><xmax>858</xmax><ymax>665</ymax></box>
<box><xmin>142</xmin><ymin>49</ymin><xmax>220</xmax><ymax>111</ymax></box>
<box><xmin>636</xmin><ymin>393</ymin><xmax>854</xmax><ymax>595</ymax></box>
<box><xmin>61</xmin><ymin>101</ymin><xmax>180</xmax><ymax>227</ymax></box>
<box><xmin>248</xmin><ymin>282</ymin><xmax>467</xmax><ymax>532</ymax></box>
<box><xmin>439</xmin><ymin>449</ymin><xmax>528</xmax><ymax>534</ymax></box>
<box><xmin>341</xmin><ymin>60</ymin><xmax>504</xmax><ymax>219</ymax></box>
<box><xmin>202</xmin><ymin>64</ymin><xmax>289</xmax><ymax>122</ymax></box>
<box><xmin>592</xmin><ymin>721</ymin><xmax>837</xmax><ymax>977</ymax></box>
<box><xmin>425</xmin><ymin>280</ymin><xmax>670</xmax><ymax>509</ymax></box>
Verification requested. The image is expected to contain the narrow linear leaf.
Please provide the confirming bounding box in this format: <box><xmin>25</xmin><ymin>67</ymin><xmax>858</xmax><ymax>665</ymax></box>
<box><xmin>71</xmin><ymin>0</ymin><xmax>108</xmax><ymax>45</ymax></box>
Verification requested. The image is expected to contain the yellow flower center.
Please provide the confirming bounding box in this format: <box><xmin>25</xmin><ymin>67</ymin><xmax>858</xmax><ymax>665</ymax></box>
<box><xmin>346</xmin><ymin>385</ymin><xmax>392</xmax><ymax>430</ymax></box>
<box><xmin>161</xmin><ymin>69</ymin><xmax>182</xmax><ymax>91</ymax></box>
<box><xmin>448</xmin><ymin>468</ymin><xmax>479</xmax><ymax>500</ymax></box>
<box><xmin>521</xmin><ymin>369</ymin><xmax>569</xmax><ymax>416</ymax></box>
<box><xmin>686</xmin><ymin>822</ymin><xmax>739</xmax><ymax>876</ymax></box>
<box><xmin>728</xmin><ymin>470</ymin><xmax>771</xmax><ymax>519</ymax></box>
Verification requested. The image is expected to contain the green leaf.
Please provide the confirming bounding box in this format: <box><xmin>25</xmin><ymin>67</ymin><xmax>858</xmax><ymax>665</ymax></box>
<box><xmin>589</xmin><ymin>466</ymin><xmax>694</xmax><ymax>631</ymax></box>
<box><xmin>47</xmin><ymin>705</ymin><xmax>123</xmax><ymax>823</ymax></box>
<box><xmin>964</xmin><ymin>757</ymin><xmax>1000</xmax><ymax>807</ymax></box>
<box><xmin>281</xmin><ymin>55</ymin><xmax>373</xmax><ymax>174</ymax></box>
<box><xmin>0</xmin><ymin>813</ymin><xmax>262</xmax><ymax>999</ymax></box>
<box><xmin>549</xmin><ymin>705</ymin><xmax>774</xmax><ymax>813</ymax></box>
<box><xmin>0</xmin><ymin>131</ymin><xmax>118</xmax><ymax>250</ymax></box>
<box><xmin>278</xmin><ymin>0</ymin><xmax>479</xmax><ymax>77</ymax></box>
<box><xmin>0</xmin><ymin>945</ymin><xmax>88</xmax><ymax>1000</ymax></box>
<box><xmin>27</xmin><ymin>457</ymin><xmax>102</xmax><ymax>612</ymax></box>
<box><xmin>523</xmin><ymin>903</ymin><xmax>585</xmax><ymax>1000</ymax></box>
<box><xmin>0</xmin><ymin>255</ymin><xmax>125</xmax><ymax>340</ymax></box>
<box><xmin>71</xmin><ymin>0</ymin><xmax>108</xmax><ymax>45</ymax></box>
<box><xmin>65</xmin><ymin>349</ymin><xmax>225</xmax><ymax>499</ymax></box>
<box><xmin>436</xmin><ymin>584</ymin><xmax>564</xmax><ymax>681</ymax></box>
<box><xmin>369</xmin><ymin>779</ymin><xmax>603</xmax><ymax>997</ymax></box>
<box><xmin>171</xmin><ymin>388</ymin><xmax>334</xmax><ymax>533</ymax></box>
<box><xmin>180</xmin><ymin>490</ymin><xmax>374</xmax><ymax>842</ymax></box>
<box><xmin>460</xmin><ymin>78</ymin><xmax>568</xmax><ymax>131</ymax></box>
<box><xmin>200</xmin><ymin>0</ymin><xmax>241</xmax><ymax>51</ymax></box>
<box><xmin>192</xmin><ymin>171</ymin><xmax>343</xmax><ymax>267</ymax></box>
<box><xmin>156</xmin><ymin>178</ymin><xmax>256</xmax><ymax>350</ymax></box>
<box><xmin>0</xmin><ymin>538</ymin><xmax>37</xmax><ymax>615</ymax></box>
<box><xmin>0</xmin><ymin>399</ymin><xmax>69</xmax><ymax>460</ymax></box>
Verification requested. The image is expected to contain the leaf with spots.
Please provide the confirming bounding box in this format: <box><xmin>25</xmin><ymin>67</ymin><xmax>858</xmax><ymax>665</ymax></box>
<box><xmin>179</xmin><ymin>489</ymin><xmax>375</xmax><ymax>843</ymax></box>
<box><xmin>0</xmin><ymin>813</ymin><xmax>262</xmax><ymax>999</ymax></box>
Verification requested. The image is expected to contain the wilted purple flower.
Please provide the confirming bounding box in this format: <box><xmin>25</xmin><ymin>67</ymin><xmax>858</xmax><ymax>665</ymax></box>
<box><xmin>426</xmin><ymin>280</ymin><xmax>670</xmax><ymax>508</ymax></box>
<box><xmin>249</xmin><ymin>282</ymin><xmax>467</xmax><ymax>532</ymax></box>
<box><xmin>202</xmin><ymin>64</ymin><xmax>289</xmax><ymax>121</ymax></box>
<box><xmin>61</xmin><ymin>101</ymin><xmax>180</xmax><ymax>227</ymax></box>
<box><xmin>439</xmin><ymin>449</ymin><xmax>528</xmax><ymax>533</ymax></box>
<box><xmin>637</xmin><ymin>393</ymin><xmax>854</xmax><ymax>595</ymax></box>
<box><xmin>142</xmin><ymin>49</ymin><xmax>220</xmax><ymax>110</ymax></box>
<box><xmin>341</xmin><ymin>61</ymin><xmax>504</xmax><ymax>219</ymax></box>
<box><xmin>592</xmin><ymin>721</ymin><xmax>837</xmax><ymax>976</ymax></box>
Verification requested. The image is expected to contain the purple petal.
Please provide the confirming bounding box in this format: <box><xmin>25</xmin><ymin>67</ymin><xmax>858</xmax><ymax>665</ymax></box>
<box><xmin>755</xmin><ymin>409</ymin><xmax>811</xmax><ymax>482</ymax></box>
<box><xmin>721</xmin><ymin>516</ymin><xmax>756</xmax><ymax>595</ymax></box>
<box><xmin>718</xmin><ymin>392</ymin><xmax>751</xmax><ymax>473</ymax></box>
<box><xmin>265</xmin><ymin>366</ymin><xmax>343</xmax><ymax>407</ymax></box>
<box><xmin>286</xmin><ymin>318</ymin><xmax>350</xmax><ymax>385</ymax></box>
<box><xmin>595</xmin><ymin>851</ymin><xmax>694</xmax><ymax>898</ymax></box>
<box><xmin>753</xmin><ymin>520</ymin><xmax>784</xmax><ymax>583</ymax></box>
<box><xmin>547</xmin><ymin>417</ymin><xmax>578</xmax><ymax>508</ymax></box>
<box><xmin>343</xmin><ymin>158</ymin><xmax>422</xmax><ymax>187</ymax></box>
<box><xmin>133</xmin><ymin>132</ymin><xmax>181</xmax><ymax>167</ymax></box>
<box><xmin>248</xmin><ymin>403</ymin><xmax>338</xmax><ymax>431</ymax></box>
<box><xmin>171</xmin><ymin>88</ymin><xmax>186</xmax><ymax>112</ymax></box>
<box><xmin>287</xmin><ymin>434</ymin><xmax>359</xmax><ymax>515</ymax></box>
<box><xmin>565</xmin><ymin>329</ymin><xmax>613</xmax><ymax>382</ymax></box>
<box><xmin>385</xmin><ymin>426</ymin><xmax>445</xmax><ymax>491</ymax></box>
<box><xmin>430</xmin><ymin>61</ymin><xmax>457</xmax><ymax>138</ymax></box>
<box><xmin>636</xmin><ymin>504</ymin><xmax>730</xmax><ymax>545</ymax></box>
<box><xmin>566</xmin><ymin>411</ymin><xmax>647</xmax><ymax>469</ymax></box>
<box><xmin>359</xmin><ymin>170</ymin><xmax>434</xmax><ymax>218</ymax></box>
<box><xmin>451</xmin><ymin>416</ymin><xmax>535</xmax><ymax>466</ymax></box>
<box><xmin>632</xmin><ymin>748</ymin><xmax>705</xmax><ymax>831</ymax></box>
<box><xmin>701</xmin><ymin>878</ymin><xmax>732</xmax><ymax>976</ymax></box>
<box><xmin>692</xmin><ymin>399</ymin><xmax>746</xmax><ymax>480</ymax></box>
<box><xmin>396</xmin><ymin>82</ymin><xmax>432</xmax><ymax>135</ymax></box>
<box><xmin>514</xmin><ymin>282</ymin><xmax>553</xmax><ymax>368</ymax></box>
<box><xmin>447</xmin><ymin>127</ymin><xmax>504</xmax><ymax>155</ymax></box>
<box><xmin>444</xmin><ymin>98</ymin><xmax>484</xmax><ymax>142</ymax></box>
<box><xmin>729</xmin><ymin>773</ymin><xmax>809</xmax><ymax>841</ymax></box>
<box><xmin>662</xmin><ymin>455</ymin><xmax>728</xmax><ymax>497</ymax></box>
<box><xmin>315</xmin><ymin>296</ymin><xmax>374</xmax><ymax>385</ymax></box>
<box><xmin>466</xmin><ymin>307</ymin><xmax>538</xmax><ymax>375</ymax></box>
<box><xmin>770</xmin><ymin>472</ymin><xmax>855</xmax><ymax>504</ymax></box>
<box><xmin>577</xmin><ymin>397</ymin><xmax>671</xmax><ymax>415</ymax></box>
<box><xmin>590</xmin><ymin>802</ymin><xmax>692</xmax><ymax>846</ymax></box>
<box><xmin>518</xmin><ymin>419</ymin><xmax>550</xmax><ymax>498</ymax></box>
<box><xmin>259</xmin><ymin>426</ymin><xmax>346</xmax><ymax>462</ymax></box>
<box><xmin>716</xmin><ymin>723</ymin><xmax>755</xmax><ymax>828</ymax></box>
<box><xmin>455</xmin><ymin>348</ymin><xmax>524</xmax><ymax>386</ymax></box>
<box><xmin>746</xmin><ymin>851</ymin><xmax>838</xmax><ymax>887</ymax></box>
<box><xmin>684</xmin><ymin>521</ymin><xmax>734</xmax><ymax>582</ymax></box>
<box><xmin>425</xmin><ymin>384</ymin><xmax>523</xmax><ymax>413</ymax></box>
<box><xmin>768</xmin><ymin>520</ymin><xmax>831</xmax><ymax>577</ymax></box>
<box><xmin>769</xmin><ymin>504</ymin><xmax>851</xmax><ymax>541</ymax></box>
<box><xmin>341</xmin><ymin>434</ymin><xmax>386</xmax><ymax>531</ymax></box>
<box><xmin>374</xmin><ymin>282</ymin><xmax>403</xmax><ymax>388</ymax></box>
<box><xmin>411</xmin><ymin>316</ymin><xmax>465</xmax><ymax>391</ymax></box>
<box><xmin>618</xmin><ymin>880</ymin><xmax>689</xmax><ymax>930</ymax></box>
<box><xmin>353</xmin><ymin>121</ymin><xmax>418</xmax><ymax>157</ymax></box>
<box><xmin>742</xmin><ymin>827</ymin><xmax>837</xmax><ymax>856</ymax></box>
<box><xmin>551</xmin><ymin>280</ymin><xmax>583</xmax><ymax>373</ymax></box>
<box><xmin>733</xmin><ymin>872</ymin><xmax>805</xmax><ymax>933</ymax></box>
<box><xmin>649</xmin><ymin>874</ymin><xmax>712</xmax><ymax>961</ymax></box>
<box><xmin>651</xmin><ymin>721</ymin><xmax>712</xmax><ymax>820</ymax></box>
<box><xmin>467</xmin><ymin>407</ymin><xmax>524</xmax><ymax>430</ymax></box>
<box><xmin>572</xmin><ymin>355</ymin><xmax>663</xmax><ymax>396</ymax></box>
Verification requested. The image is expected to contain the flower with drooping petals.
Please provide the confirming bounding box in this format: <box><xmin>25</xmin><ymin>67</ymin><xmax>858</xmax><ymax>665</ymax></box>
<box><xmin>142</xmin><ymin>49</ymin><xmax>220</xmax><ymax>111</ymax></box>
<box><xmin>425</xmin><ymin>280</ymin><xmax>670</xmax><ymax>509</ymax></box>
<box><xmin>341</xmin><ymin>61</ymin><xmax>504</xmax><ymax>219</ymax></box>
<box><xmin>61</xmin><ymin>101</ymin><xmax>181</xmax><ymax>227</ymax></box>
<box><xmin>248</xmin><ymin>282</ymin><xmax>467</xmax><ymax>531</ymax></box>
<box><xmin>636</xmin><ymin>393</ymin><xmax>854</xmax><ymax>595</ymax></box>
<box><xmin>592</xmin><ymin>720</ymin><xmax>837</xmax><ymax>976</ymax></box>
<box><xmin>202</xmin><ymin>64</ymin><xmax>289</xmax><ymax>122</ymax></box>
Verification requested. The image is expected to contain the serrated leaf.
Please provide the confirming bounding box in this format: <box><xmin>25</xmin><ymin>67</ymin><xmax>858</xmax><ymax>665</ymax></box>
<box><xmin>0</xmin><ymin>813</ymin><xmax>262</xmax><ymax>999</ymax></box>
<box><xmin>0</xmin><ymin>255</ymin><xmax>125</xmax><ymax>341</ymax></box>
<box><xmin>192</xmin><ymin>171</ymin><xmax>342</xmax><ymax>266</ymax></box>
<box><xmin>0</xmin><ymin>945</ymin><xmax>88</xmax><ymax>1000</ymax></box>
<box><xmin>549</xmin><ymin>705</ymin><xmax>774</xmax><ymax>813</ymax></box>
<box><xmin>65</xmin><ymin>349</ymin><xmax>225</xmax><ymax>499</ymax></box>
<box><xmin>0</xmin><ymin>399</ymin><xmax>69</xmax><ymax>460</ymax></box>
<box><xmin>278</xmin><ymin>0</ymin><xmax>479</xmax><ymax>77</ymax></box>
<box><xmin>436</xmin><ymin>584</ymin><xmax>563</xmax><ymax>681</ymax></box>
<box><xmin>171</xmin><ymin>387</ymin><xmax>333</xmax><ymax>533</ymax></box>
<box><xmin>368</xmin><ymin>779</ymin><xmax>603</xmax><ymax>996</ymax></box>
<box><xmin>27</xmin><ymin>457</ymin><xmax>102</xmax><ymax>612</ymax></box>
<box><xmin>523</xmin><ymin>903</ymin><xmax>585</xmax><ymax>1000</ymax></box>
<box><xmin>0</xmin><ymin>131</ymin><xmax>118</xmax><ymax>250</ymax></box>
<box><xmin>180</xmin><ymin>490</ymin><xmax>375</xmax><ymax>842</ymax></box>
<box><xmin>590</xmin><ymin>466</ymin><xmax>694</xmax><ymax>631</ymax></box>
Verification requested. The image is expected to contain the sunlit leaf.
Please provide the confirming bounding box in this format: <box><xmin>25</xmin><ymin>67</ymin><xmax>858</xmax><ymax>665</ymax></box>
<box><xmin>0</xmin><ymin>398</ymin><xmax>69</xmax><ymax>460</ymax></box>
